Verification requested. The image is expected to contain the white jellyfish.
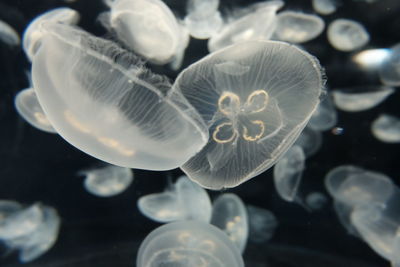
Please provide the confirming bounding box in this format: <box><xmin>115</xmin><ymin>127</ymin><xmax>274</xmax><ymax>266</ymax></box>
<box><xmin>308</xmin><ymin>93</ymin><xmax>337</xmax><ymax>131</ymax></box>
<box><xmin>352</xmin><ymin>48</ymin><xmax>391</xmax><ymax>71</ymax></box>
<box><xmin>294</xmin><ymin>126</ymin><xmax>323</xmax><ymax>157</ymax></box>
<box><xmin>332</xmin><ymin>86</ymin><xmax>394</xmax><ymax>112</ymax></box>
<box><xmin>79</xmin><ymin>164</ymin><xmax>133</xmax><ymax>197</ymax></box>
<box><xmin>371</xmin><ymin>114</ymin><xmax>400</xmax><ymax>143</ymax></box>
<box><xmin>208</xmin><ymin>1</ymin><xmax>284</xmax><ymax>52</ymax></box>
<box><xmin>211</xmin><ymin>193</ymin><xmax>248</xmax><ymax>253</ymax></box>
<box><xmin>327</xmin><ymin>18</ymin><xmax>369</xmax><ymax>52</ymax></box>
<box><xmin>22</xmin><ymin>7</ymin><xmax>80</xmax><ymax>61</ymax></box>
<box><xmin>137</xmin><ymin>175</ymin><xmax>212</xmax><ymax>223</ymax></box>
<box><xmin>31</xmin><ymin>23</ymin><xmax>208</xmax><ymax>171</ymax></box>
<box><xmin>171</xmin><ymin>40</ymin><xmax>324</xmax><ymax>189</ymax></box>
<box><xmin>136</xmin><ymin>221</ymin><xmax>244</xmax><ymax>267</ymax></box>
<box><xmin>247</xmin><ymin>205</ymin><xmax>278</xmax><ymax>243</ymax></box>
<box><xmin>0</xmin><ymin>20</ymin><xmax>20</xmax><ymax>46</ymax></box>
<box><xmin>306</xmin><ymin>192</ymin><xmax>328</xmax><ymax>211</ymax></box>
<box><xmin>312</xmin><ymin>0</ymin><xmax>338</xmax><ymax>15</ymax></box>
<box><xmin>379</xmin><ymin>43</ymin><xmax>400</xmax><ymax>86</ymax></box>
<box><xmin>273</xmin><ymin>11</ymin><xmax>325</xmax><ymax>43</ymax></box>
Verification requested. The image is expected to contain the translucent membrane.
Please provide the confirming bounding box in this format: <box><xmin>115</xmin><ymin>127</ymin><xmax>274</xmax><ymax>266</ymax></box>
<box><xmin>308</xmin><ymin>94</ymin><xmax>337</xmax><ymax>131</ymax></box>
<box><xmin>352</xmin><ymin>48</ymin><xmax>391</xmax><ymax>70</ymax></box>
<box><xmin>312</xmin><ymin>0</ymin><xmax>337</xmax><ymax>15</ymax></box>
<box><xmin>379</xmin><ymin>43</ymin><xmax>400</xmax><ymax>86</ymax></box>
<box><xmin>306</xmin><ymin>192</ymin><xmax>328</xmax><ymax>211</ymax></box>
<box><xmin>247</xmin><ymin>205</ymin><xmax>278</xmax><ymax>243</ymax></box>
<box><xmin>173</xmin><ymin>40</ymin><xmax>324</xmax><ymax>189</ymax></box>
<box><xmin>211</xmin><ymin>194</ymin><xmax>248</xmax><ymax>253</ymax></box>
<box><xmin>0</xmin><ymin>20</ymin><xmax>20</xmax><ymax>46</ymax></box>
<box><xmin>295</xmin><ymin>126</ymin><xmax>323</xmax><ymax>157</ymax></box>
<box><xmin>137</xmin><ymin>221</ymin><xmax>244</xmax><ymax>267</ymax></box>
<box><xmin>371</xmin><ymin>114</ymin><xmax>400</xmax><ymax>143</ymax></box>
<box><xmin>31</xmin><ymin>23</ymin><xmax>208</xmax><ymax>170</ymax></box>
<box><xmin>327</xmin><ymin>18</ymin><xmax>369</xmax><ymax>52</ymax></box>
<box><xmin>274</xmin><ymin>11</ymin><xmax>325</xmax><ymax>43</ymax></box>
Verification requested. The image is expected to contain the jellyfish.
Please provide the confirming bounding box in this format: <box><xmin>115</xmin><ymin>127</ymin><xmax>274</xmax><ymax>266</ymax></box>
<box><xmin>371</xmin><ymin>114</ymin><xmax>400</xmax><ymax>143</ymax></box>
<box><xmin>305</xmin><ymin>192</ymin><xmax>328</xmax><ymax>211</ymax></box>
<box><xmin>379</xmin><ymin>43</ymin><xmax>400</xmax><ymax>86</ymax></box>
<box><xmin>327</xmin><ymin>18</ymin><xmax>369</xmax><ymax>52</ymax></box>
<box><xmin>312</xmin><ymin>0</ymin><xmax>338</xmax><ymax>15</ymax></box>
<box><xmin>308</xmin><ymin>93</ymin><xmax>337</xmax><ymax>131</ymax></box>
<box><xmin>22</xmin><ymin>7</ymin><xmax>80</xmax><ymax>61</ymax></box>
<box><xmin>210</xmin><ymin>193</ymin><xmax>248</xmax><ymax>253</ymax></box>
<box><xmin>352</xmin><ymin>48</ymin><xmax>391</xmax><ymax>71</ymax></box>
<box><xmin>171</xmin><ymin>40</ymin><xmax>324</xmax><ymax>189</ymax></box>
<box><xmin>207</xmin><ymin>1</ymin><xmax>284</xmax><ymax>52</ymax></box>
<box><xmin>31</xmin><ymin>23</ymin><xmax>208</xmax><ymax>170</ymax></box>
<box><xmin>136</xmin><ymin>221</ymin><xmax>244</xmax><ymax>267</ymax></box>
<box><xmin>273</xmin><ymin>11</ymin><xmax>325</xmax><ymax>43</ymax></box>
<box><xmin>137</xmin><ymin>175</ymin><xmax>212</xmax><ymax>223</ymax></box>
<box><xmin>332</xmin><ymin>86</ymin><xmax>394</xmax><ymax>112</ymax></box>
<box><xmin>14</xmin><ymin>88</ymin><xmax>57</xmax><ymax>133</ymax></box>
<box><xmin>247</xmin><ymin>205</ymin><xmax>278</xmax><ymax>243</ymax></box>
<box><xmin>78</xmin><ymin>164</ymin><xmax>133</xmax><ymax>197</ymax></box>
<box><xmin>103</xmin><ymin>0</ymin><xmax>189</xmax><ymax>65</ymax></box>
<box><xmin>294</xmin><ymin>126</ymin><xmax>323</xmax><ymax>158</ymax></box>
<box><xmin>0</xmin><ymin>20</ymin><xmax>20</xmax><ymax>46</ymax></box>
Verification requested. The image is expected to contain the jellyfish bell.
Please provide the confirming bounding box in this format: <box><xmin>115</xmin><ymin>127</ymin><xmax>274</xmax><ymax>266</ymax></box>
<box><xmin>31</xmin><ymin>23</ymin><xmax>208</xmax><ymax>170</ymax></box>
<box><xmin>327</xmin><ymin>18</ymin><xmax>370</xmax><ymax>52</ymax></box>
<box><xmin>379</xmin><ymin>43</ymin><xmax>400</xmax><ymax>86</ymax></box>
<box><xmin>371</xmin><ymin>114</ymin><xmax>400</xmax><ymax>143</ymax></box>
<box><xmin>0</xmin><ymin>20</ymin><xmax>20</xmax><ymax>46</ymax></box>
<box><xmin>171</xmin><ymin>40</ymin><xmax>324</xmax><ymax>190</ymax></box>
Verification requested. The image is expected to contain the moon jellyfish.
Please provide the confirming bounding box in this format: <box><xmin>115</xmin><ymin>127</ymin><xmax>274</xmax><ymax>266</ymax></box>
<box><xmin>138</xmin><ymin>175</ymin><xmax>212</xmax><ymax>223</ymax></box>
<box><xmin>79</xmin><ymin>164</ymin><xmax>133</xmax><ymax>197</ymax></box>
<box><xmin>247</xmin><ymin>205</ymin><xmax>278</xmax><ymax>243</ymax></box>
<box><xmin>31</xmin><ymin>23</ymin><xmax>208</xmax><ymax>170</ymax></box>
<box><xmin>0</xmin><ymin>20</ymin><xmax>20</xmax><ymax>46</ymax></box>
<box><xmin>22</xmin><ymin>7</ymin><xmax>80</xmax><ymax>61</ymax></box>
<box><xmin>273</xmin><ymin>145</ymin><xmax>305</xmax><ymax>202</ymax></box>
<box><xmin>137</xmin><ymin>221</ymin><xmax>244</xmax><ymax>267</ymax></box>
<box><xmin>352</xmin><ymin>48</ymin><xmax>391</xmax><ymax>71</ymax></box>
<box><xmin>312</xmin><ymin>0</ymin><xmax>338</xmax><ymax>15</ymax></box>
<box><xmin>332</xmin><ymin>86</ymin><xmax>394</xmax><ymax>112</ymax></box>
<box><xmin>379</xmin><ymin>43</ymin><xmax>400</xmax><ymax>86</ymax></box>
<box><xmin>207</xmin><ymin>1</ymin><xmax>284</xmax><ymax>52</ymax></box>
<box><xmin>305</xmin><ymin>192</ymin><xmax>328</xmax><ymax>211</ymax></box>
<box><xmin>273</xmin><ymin>11</ymin><xmax>325</xmax><ymax>43</ymax></box>
<box><xmin>14</xmin><ymin>88</ymin><xmax>57</xmax><ymax>133</ymax></box>
<box><xmin>172</xmin><ymin>40</ymin><xmax>324</xmax><ymax>189</ymax></box>
<box><xmin>371</xmin><ymin>114</ymin><xmax>400</xmax><ymax>143</ymax></box>
<box><xmin>294</xmin><ymin>126</ymin><xmax>323</xmax><ymax>158</ymax></box>
<box><xmin>327</xmin><ymin>19</ymin><xmax>369</xmax><ymax>52</ymax></box>
<box><xmin>104</xmin><ymin>0</ymin><xmax>188</xmax><ymax>64</ymax></box>
<box><xmin>210</xmin><ymin>194</ymin><xmax>248</xmax><ymax>253</ymax></box>
<box><xmin>308</xmin><ymin>93</ymin><xmax>337</xmax><ymax>131</ymax></box>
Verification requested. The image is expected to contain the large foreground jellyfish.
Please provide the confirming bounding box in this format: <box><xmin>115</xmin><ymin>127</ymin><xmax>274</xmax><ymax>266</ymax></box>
<box><xmin>31</xmin><ymin>23</ymin><xmax>208</xmax><ymax>170</ymax></box>
<box><xmin>171</xmin><ymin>40</ymin><xmax>324</xmax><ymax>189</ymax></box>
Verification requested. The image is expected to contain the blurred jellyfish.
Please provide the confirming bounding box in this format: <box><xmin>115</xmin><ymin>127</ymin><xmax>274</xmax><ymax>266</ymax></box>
<box><xmin>332</xmin><ymin>86</ymin><xmax>394</xmax><ymax>112</ymax></box>
<box><xmin>308</xmin><ymin>94</ymin><xmax>337</xmax><ymax>131</ymax></box>
<box><xmin>0</xmin><ymin>20</ymin><xmax>20</xmax><ymax>46</ymax></box>
<box><xmin>23</xmin><ymin>7</ymin><xmax>80</xmax><ymax>61</ymax></box>
<box><xmin>306</xmin><ymin>192</ymin><xmax>328</xmax><ymax>211</ymax></box>
<box><xmin>327</xmin><ymin>18</ymin><xmax>369</xmax><ymax>52</ymax></box>
<box><xmin>371</xmin><ymin>114</ymin><xmax>400</xmax><ymax>143</ymax></box>
<box><xmin>352</xmin><ymin>48</ymin><xmax>391</xmax><ymax>71</ymax></box>
<box><xmin>273</xmin><ymin>11</ymin><xmax>325</xmax><ymax>43</ymax></box>
<box><xmin>104</xmin><ymin>0</ymin><xmax>189</xmax><ymax>65</ymax></box>
<box><xmin>31</xmin><ymin>23</ymin><xmax>208</xmax><ymax>170</ymax></box>
<box><xmin>211</xmin><ymin>193</ymin><xmax>248</xmax><ymax>253</ymax></box>
<box><xmin>294</xmin><ymin>126</ymin><xmax>323</xmax><ymax>158</ymax></box>
<box><xmin>171</xmin><ymin>40</ymin><xmax>324</xmax><ymax>189</ymax></box>
<box><xmin>137</xmin><ymin>221</ymin><xmax>244</xmax><ymax>267</ymax></box>
<box><xmin>14</xmin><ymin>88</ymin><xmax>57</xmax><ymax>133</ymax></box>
<box><xmin>207</xmin><ymin>1</ymin><xmax>284</xmax><ymax>52</ymax></box>
<box><xmin>273</xmin><ymin>145</ymin><xmax>305</xmax><ymax>202</ymax></box>
<box><xmin>137</xmin><ymin>175</ymin><xmax>212</xmax><ymax>223</ymax></box>
<box><xmin>312</xmin><ymin>0</ymin><xmax>338</xmax><ymax>15</ymax></box>
<box><xmin>247</xmin><ymin>205</ymin><xmax>278</xmax><ymax>243</ymax></box>
<box><xmin>79</xmin><ymin>164</ymin><xmax>133</xmax><ymax>197</ymax></box>
<box><xmin>379</xmin><ymin>43</ymin><xmax>400</xmax><ymax>86</ymax></box>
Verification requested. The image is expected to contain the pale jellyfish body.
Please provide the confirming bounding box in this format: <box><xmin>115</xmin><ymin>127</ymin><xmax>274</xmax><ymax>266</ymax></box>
<box><xmin>294</xmin><ymin>126</ymin><xmax>323</xmax><ymax>157</ymax></box>
<box><xmin>137</xmin><ymin>221</ymin><xmax>244</xmax><ymax>267</ymax></box>
<box><xmin>247</xmin><ymin>205</ymin><xmax>278</xmax><ymax>243</ymax></box>
<box><xmin>379</xmin><ymin>43</ymin><xmax>400</xmax><ymax>86</ymax></box>
<box><xmin>327</xmin><ymin>19</ymin><xmax>369</xmax><ymax>51</ymax></box>
<box><xmin>274</xmin><ymin>11</ymin><xmax>325</xmax><ymax>43</ymax></box>
<box><xmin>172</xmin><ymin>40</ymin><xmax>323</xmax><ymax>189</ymax></box>
<box><xmin>14</xmin><ymin>88</ymin><xmax>56</xmax><ymax>133</ymax></box>
<box><xmin>312</xmin><ymin>0</ymin><xmax>337</xmax><ymax>15</ymax></box>
<box><xmin>211</xmin><ymin>193</ymin><xmax>248</xmax><ymax>253</ymax></box>
<box><xmin>0</xmin><ymin>20</ymin><xmax>20</xmax><ymax>46</ymax></box>
<box><xmin>306</xmin><ymin>192</ymin><xmax>327</xmax><ymax>211</ymax></box>
<box><xmin>308</xmin><ymin>94</ymin><xmax>337</xmax><ymax>131</ymax></box>
<box><xmin>371</xmin><ymin>114</ymin><xmax>400</xmax><ymax>143</ymax></box>
<box><xmin>23</xmin><ymin>7</ymin><xmax>80</xmax><ymax>61</ymax></box>
<box><xmin>31</xmin><ymin>23</ymin><xmax>208</xmax><ymax>170</ymax></box>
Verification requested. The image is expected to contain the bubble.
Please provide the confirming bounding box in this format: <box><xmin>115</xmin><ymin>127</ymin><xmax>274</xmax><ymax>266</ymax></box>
<box><xmin>247</xmin><ymin>205</ymin><xmax>278</xmax><ymax>243</ymax></box>
<box><xmin>327</xmin><ymin>18</ymin><xmax>369</xmax><ymax>52</ymax></box>
<box><xmin>312</xmin><ymin>0</ymin><xmax>338</xmax><ymax>15</ymax></box>
<box><xmin>371</xmin><ymin>114</ymin><xmax>400</xmax><ymax>143</ymax></box>
<box><xmin>0</xmin><ymin>20</ymin><xmax>20</xmax><ymax>46</ymax></box>
<box><xmin>379</xmin><ymin>43</ymin><xmax>400</xmax><ymax>87</ymax></box>
<box><xmin>294</xmin><ymin>126</ymin><xmax>323</xmax><ymax>158</ymax></box>
<box><xmin>308</xmin><ymin>94</ymin><xmax>337</xmax><ymax>131</ymax></box>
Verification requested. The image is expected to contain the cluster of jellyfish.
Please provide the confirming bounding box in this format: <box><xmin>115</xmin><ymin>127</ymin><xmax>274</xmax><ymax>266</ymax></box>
<box><xmin>0</xmin><ymin>0</ymin><xmax>399</xmax><ymax>265</ymax></box>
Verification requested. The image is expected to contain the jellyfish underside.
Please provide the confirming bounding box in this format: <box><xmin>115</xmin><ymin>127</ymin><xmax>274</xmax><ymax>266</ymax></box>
<box><xmin>371</xmin><ymin>114</ymin><xmax>400</xmax><ymax>143</ymax></box>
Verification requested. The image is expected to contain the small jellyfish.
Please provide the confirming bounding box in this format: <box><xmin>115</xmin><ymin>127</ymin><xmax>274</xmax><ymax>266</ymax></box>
<box><xmin>136</xmin><ymin>221</ymin><xmax>244</xmax><ymax>267</ymax></box>
<box><xmin>273</xmin><ymin>145</ymin><xmax>305</xmax><ymax>202</ymax></box>
<box><xmin>210</xmin><ymin>193</ymin><xmax>248</xmax><ymax>253</ymax></box>
<box><xmin>308</xmin><ymin>93</ymin><xmax>337</xmax><ymax>131</ymax></box>
<box><xmin>14</xmin><ymin>88</ymin><xmax>57</xmax><ymax>133</ymax></box>
<box><xmin>137</xmin><ymin>175</ymin><xmax>212</xmax><ymax>223</ymax></box>
<box><xmin>312</xmin><ymin>0</ymin><xmax>338</xmax><ymax>15</ymax></box>
<box><xmin>22</xmin><ymin>7</ymin><xmax>80</xmax><ymax>61</ymax></box>
<box><xmin>327</xmin><ymin>18</ymin><xmax>369</xmax><ymax>52</ymax></box>
<box><xmin>247</xmin><ymin>205</ymin><xmax>278</xmax><ymax>243</ymax></box>
<box><xmin>371</xmin><ymin>114</ymin><xmax>400</xmax><ymax>143</ymax></box>
<box><xmin>0</xmin><ymin>20</ymin><xmax>20</xmax><ymax>46</ymax></box>
<box><xmin>31</xmin><ymin>23</ymin><xmax>208</xmax><ymax>170</ymax></box>
<box><xmin>273</xmin><ymin>11</ymin><xmax>325</xmax><ymax>43</ymax></box>
<box><xmin>379</xmin><ymin>43</ymin><xmax>400</xmax><ymax>87</ymax></box>
<box><xmin>352</xmin><ymin>48</ymin><xmax>391</xmax><ymax>71</ymax></box>
<box><xmin>79</xmin><ymin>164</ymin><xmax>133</xmax><ymax>197</ymax></box>
<box><xmin>207</xmin><ymin>1</ymin><xmax>284</xmax><ymax>52</ymax></box>
<box><xmin>305</xmin><ymin>192</ymin><xmax>328</xmax><ymax>211</ymax></box>
<box><xmin>294</xmin><ymin>126</ymin><xmax>323</xmax><ymax>158</ymax></box>
<box><xmin>332</xmin><ymin>86</ymin><xmax>394</xmax><ymax>112</ymax></box>
<box><xmin>172</xmin><ymin>40</ymin><xmax>324</xmax><ymax>189</ymax></box>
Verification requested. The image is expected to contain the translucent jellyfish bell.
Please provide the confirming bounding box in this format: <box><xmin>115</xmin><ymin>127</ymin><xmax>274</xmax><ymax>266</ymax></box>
<box><xmin>0</xmin><ymin>20</ymin><xmax>20</xmax><ymax>46</ymax></box>
<box><xmin>379</xmin><ymin>43</ymin><xmax>400</xmax><ymax>86</ymax></box>
<box><xmin>308</xmin><ymin>93</ymin><xmax>337</xmax><ymax>131</ymax></box>
<box><xmin>31</xmin><ymin>23</ymin><xmax>208</xmax><ymax>170</ymax></box>
<box><xmin>137</xmin><ymin>221</ymin><xmax>244</xmax><ymax>267</ymax></box>
<box><xmin>306</xmin><ymin>192</ymin><xmax>328</xmax><ymax>211</ymax></box>
<box><xmin>172</xmin><ymin>40</ymin><xmax>324</xmax><ymax>189</ymax></box>
<box><xmin>247</xmin><ymin>205</ymin><xmax>278</xmax><ymax>243</ymax></box>
<box><xmin>312</xmin><ymin>0</ymin><xmax>338</xmax><ymax>15</ymax></box>
<box><xmin>294</xmin><ymin>126</ymin><xmax>323</xmax><ymax>157</ymax></box>
<box><xmin>327</xmin><ymin>19</ymin><xmax>369</xmax><ymax>52</ymax></box>
<box><xmin>371</xmin><ymin>114</ymin><xmax>400</xmax><ymax>143</ymax></box>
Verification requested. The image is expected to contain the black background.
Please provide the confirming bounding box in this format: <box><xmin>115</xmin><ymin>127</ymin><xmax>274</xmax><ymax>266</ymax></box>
<box><xmin>0</xmin><ymin>0</ymin><xmax>399</xmax><ymax>266</ymax></box>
